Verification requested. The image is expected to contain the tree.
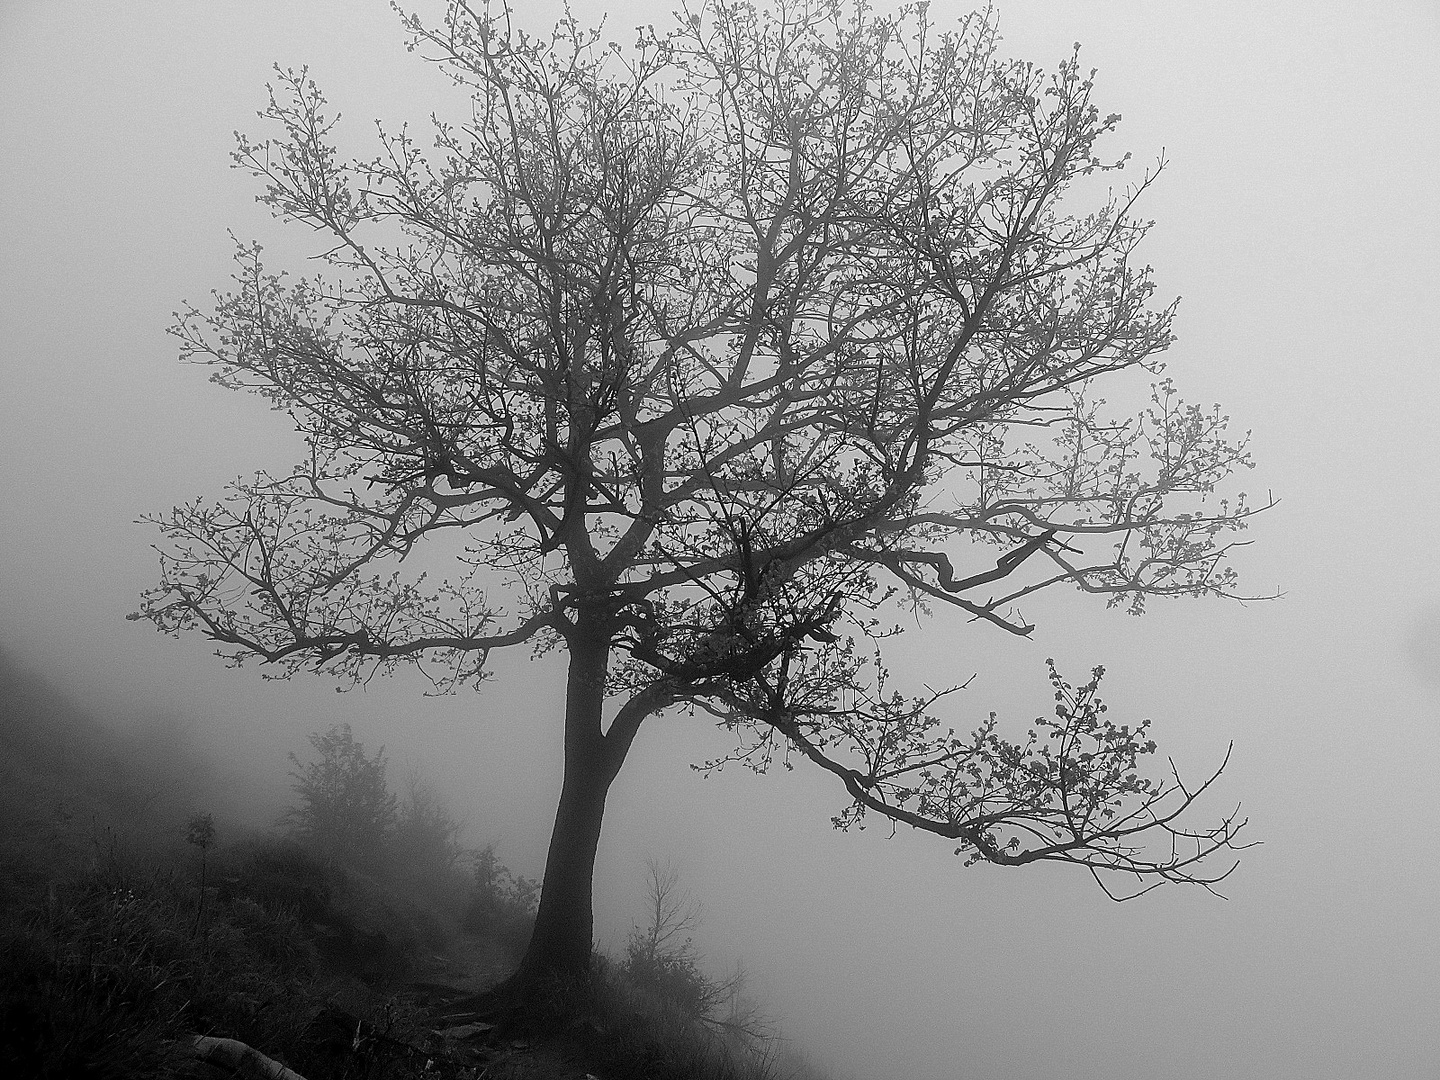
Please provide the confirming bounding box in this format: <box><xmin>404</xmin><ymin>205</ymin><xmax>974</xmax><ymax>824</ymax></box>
<box><xmin>286</xmin><ymin>724</ymin><xmax>398</xmax><ymax>864</ymax></box>
<box><xmin>622</xmin><ymin>859</ymin><xmax>754</xmax><ymax>1033</ymax></box>
<box><xmin>136</xmin><ymin>0</ymin><xmax>1266</xmax><ymax>989</ymax></box>
<box><xmin>466</xmin><ymin>845</ymin><xmax>540</xmax><ymax>961</ymax></box>
<box><xmin>393</xmin><ymin>767</ymin><xmax>466</xmax><ymax>873</ymax></box>
<box><xmin>622</xmin><ymin>859</ymin><xmax>718</xmax><ymax>1018</ymax></box>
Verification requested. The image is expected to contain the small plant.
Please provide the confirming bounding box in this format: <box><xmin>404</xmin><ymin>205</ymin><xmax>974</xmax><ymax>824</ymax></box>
<box><xmin>185</xmin><ymin>811</ymin><xmax>216</xmax><ymax>937</ymax></box>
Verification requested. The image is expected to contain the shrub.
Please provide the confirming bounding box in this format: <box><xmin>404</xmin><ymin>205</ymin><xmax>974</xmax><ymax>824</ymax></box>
<box><xmin>226</xmin><ymin>837</ymin><xmax>335</xmax><ymax>924</ymax></box>
<box><xmin>220</xmin><ymin>837</ymin><xmax>418</xmax><ymax>986</ymax></box>
<box><xmin>532</xmin><ymin>955</ymin><xmax>783</xmax><ymax>1080</ymax></box>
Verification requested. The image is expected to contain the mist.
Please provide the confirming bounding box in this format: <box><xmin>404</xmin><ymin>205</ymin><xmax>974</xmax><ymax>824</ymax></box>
<box><xmin>3</xmin><ymin>2</ymin><xmax>1439</xmax><ymax>1078</ymax></box>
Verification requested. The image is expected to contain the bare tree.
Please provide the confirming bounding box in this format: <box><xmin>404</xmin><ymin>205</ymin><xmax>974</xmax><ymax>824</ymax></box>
<box><xmin>136</xmin><ymin>0</ymin><xmax>1266</xmax><ymax>989</ymax></box>
<box><xmin>630</xmin><ymin>861</ymin><xmax>704</xmax><ymax>971</ymax></box>
<box><xmin>623</xmin><ymin>859</ymin><xmax>763</xmax><ymax>1039</ymax></box>
<box><xmin>624</xmin><ymin>860</ymin><xmax>715</xmax><ymax>1015</ymax></box>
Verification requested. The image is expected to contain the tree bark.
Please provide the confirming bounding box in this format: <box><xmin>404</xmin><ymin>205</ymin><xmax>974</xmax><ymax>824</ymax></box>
<box><xmin>509</xmin><ymin>617</ymin><xmax>618</xmax><ymax>988</ymax></box>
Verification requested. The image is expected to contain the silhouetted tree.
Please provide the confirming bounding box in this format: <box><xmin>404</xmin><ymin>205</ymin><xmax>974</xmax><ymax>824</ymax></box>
<box><xmin>137</xmin><ymin>0</ymin><xmax>1265</xmax><ymax>988</ymax></box>
<box><xmin>286</xmin><ymin>725</ymin><xmax>397</xmax><ymax>864</ymax></box>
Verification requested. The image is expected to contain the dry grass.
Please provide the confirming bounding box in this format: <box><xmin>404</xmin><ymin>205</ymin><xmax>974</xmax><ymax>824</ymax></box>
<box><xmin>0</xmin><ymin>840</ymin><xmax>321</xmax><ymax>1079</ymax></box>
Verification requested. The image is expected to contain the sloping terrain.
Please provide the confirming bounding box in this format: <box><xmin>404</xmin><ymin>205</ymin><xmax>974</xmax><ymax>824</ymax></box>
<box><xmin>0</xmin><ymin>652</ymin><xmax>812</xmax><ymax>1080</ymax></box>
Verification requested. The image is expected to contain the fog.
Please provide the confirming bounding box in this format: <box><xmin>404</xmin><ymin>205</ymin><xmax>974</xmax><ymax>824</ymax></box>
<box><xmin>2</xmin><ymin>2</ymin><xmax>1438</xmax><ymax>1077</ymax></box>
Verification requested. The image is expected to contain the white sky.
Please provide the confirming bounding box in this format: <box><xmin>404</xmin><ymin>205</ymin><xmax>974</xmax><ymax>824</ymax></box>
<box><xmin>2</xmin><ymin>3</ymin><xmax>1438</xmax><ymax>1078</ymax></box>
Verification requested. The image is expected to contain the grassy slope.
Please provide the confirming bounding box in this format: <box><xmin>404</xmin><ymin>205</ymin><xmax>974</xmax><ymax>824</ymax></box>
<box><xmin>0</xmin><ymin>652</ymin><xmax>828</xmax><ymax>1080</ymax></box>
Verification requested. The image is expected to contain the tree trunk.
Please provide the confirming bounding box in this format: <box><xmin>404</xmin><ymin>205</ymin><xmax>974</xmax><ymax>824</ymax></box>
<box><xmin>509</xmin><ymin>620</ymin><xmax>618</xmax><ymax>988</ymax></box>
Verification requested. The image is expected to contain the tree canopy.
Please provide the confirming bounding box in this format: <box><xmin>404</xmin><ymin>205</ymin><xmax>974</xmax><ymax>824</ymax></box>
<box><xmin>137</xmin><ymin>0</ymin><xmax>1264</xmax><ymax>979</ymax></box>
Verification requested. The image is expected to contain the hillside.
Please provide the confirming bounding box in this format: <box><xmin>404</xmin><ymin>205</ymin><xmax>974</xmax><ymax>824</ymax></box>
<box><xmin>0</xmin><ymin>653</ymin><xmax>828</xmax><ymax>1080</ymax></box>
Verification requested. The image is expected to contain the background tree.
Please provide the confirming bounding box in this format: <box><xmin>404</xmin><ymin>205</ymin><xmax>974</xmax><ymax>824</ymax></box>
<box><xmin>393</xmin><ymin>767</ymin><xmax>466</xmax><ymax>874</ymax></box>
<box><xmin>466</xmin><ymin>844</ymin><xmax>541</xmax><ymax>963</ymax></box>
<box><xmin>137</xmin><ymin>0</ymin><xmax>1265</xmax><ymax>989</ymax></box>
<box><xmin>286</xmin><ymin>724</ymin><xmax>397</xmax><ymax>864</ymax></box>
<box><xmin>621</xmin><ymin>858</ymin><xmax>756</xmax><ymax>1035</ymax></box>
<box><xmin>622</xmin><ymin>859</ymin><xmax>716</xmax><ymax>1019</ymax></box>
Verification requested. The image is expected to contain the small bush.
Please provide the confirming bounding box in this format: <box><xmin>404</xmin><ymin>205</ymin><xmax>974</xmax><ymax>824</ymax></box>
<box><xmin>532</xmin><ymin>956</ymin><xmax>783</xmax><ymax>1080</ymax></box>
<box><xmin>226</xmin><ymin>836</ymin><xmax>335</xmax><ymax>923</ymax></box>
<box><xmin>221</xmin><ymin>837</ymin><xmax>421</xmax><ymax>986</ymax></box>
